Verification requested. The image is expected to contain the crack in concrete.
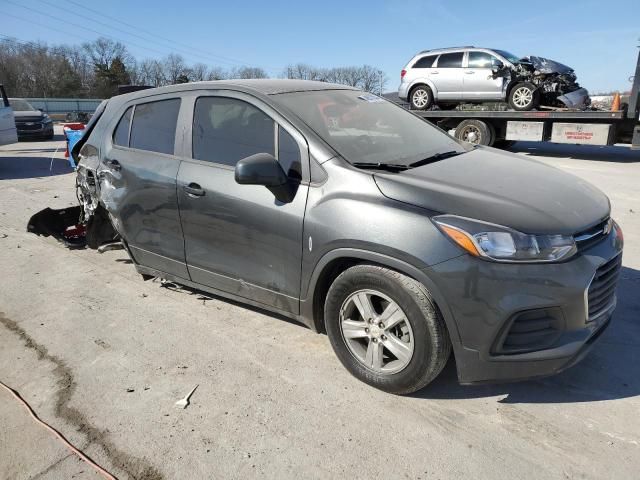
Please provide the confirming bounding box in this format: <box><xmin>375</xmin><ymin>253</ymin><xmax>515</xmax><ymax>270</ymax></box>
<box><xmin>0</xmin><ymin>312</ymin><xmax>164</xmax><ymax>480</ymax></box>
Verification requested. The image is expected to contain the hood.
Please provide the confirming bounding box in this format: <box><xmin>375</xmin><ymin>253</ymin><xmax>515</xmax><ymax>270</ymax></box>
<box><xmin>373</xmin><ymin>147</ymin><xmax>609</xmax><ymax>235</ymax></box>
<box><xmin>520</xmin><ymin>56</ymin><xmax>574</xmax><ymax>75</ymax></box>
<box><xmin>14</xmin><ymin>110</ymin><xmax>45</xmax><ymax>120</ymax></box>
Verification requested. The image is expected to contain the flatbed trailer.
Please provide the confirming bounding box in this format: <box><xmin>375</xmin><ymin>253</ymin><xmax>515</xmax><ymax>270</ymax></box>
<box><xmin>402</xmin><ymin>50</ymin><xmax>640</xmax><ymax>150</ymax></box>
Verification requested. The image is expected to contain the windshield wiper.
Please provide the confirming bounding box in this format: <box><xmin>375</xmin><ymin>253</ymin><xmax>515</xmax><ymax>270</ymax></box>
<box><xmin>407</xmin><ymin>150</ymin><xmax>463</xmax><ymax>168</ymax></box>
<box><xmin>352</xmin><ymin>162</ymin><xmax>409</xmax><ymax>172</ymax></box>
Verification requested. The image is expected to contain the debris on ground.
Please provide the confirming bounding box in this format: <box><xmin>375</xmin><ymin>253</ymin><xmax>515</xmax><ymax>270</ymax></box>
<box><xmin>175</xmin><ymin>385</ymin><xmax>199</xmax><ymax>409</ymax></box>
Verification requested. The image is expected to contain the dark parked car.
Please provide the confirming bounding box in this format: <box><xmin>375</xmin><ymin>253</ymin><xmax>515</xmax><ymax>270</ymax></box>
<box><xmin>9</xmin><ymin>98</ymin><xmax>54</xmax><ymax>140</ymax></box>
<box><xmin>44</xmin><ymin>80</ymin><xmax>622</xmax><ymax>394</ymax></box>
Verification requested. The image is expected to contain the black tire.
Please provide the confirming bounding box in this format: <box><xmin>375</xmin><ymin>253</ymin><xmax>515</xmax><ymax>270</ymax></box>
<box><xmin>508</xmin><ymin>82</ymin><xmax>540</xmax><ymax>111</ymax></box>
<box><xmin>454</xmin><ymin>119</ymin><xmax>495</xmax><ymax>146</ymax></box>
<box><xmin>409</xmin><ymin>85</ymin><xmax>433</xmax><ymax>110</ymax></box>
<box><xmin>324</xmin><ymin>265</ymin><xmax>451</xmax><ymax>394</ymax></box>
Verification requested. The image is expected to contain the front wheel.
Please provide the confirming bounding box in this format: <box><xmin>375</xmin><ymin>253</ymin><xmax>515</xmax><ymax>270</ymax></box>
<box><xmin>324</xmin><ymin>265</ymin><xmax>451</xmax><ymax>394</ymax></box>
<box><xmin>508</xmin><ymin>82</ymin><xmax>540</xmax><ymax>111</ymax></box>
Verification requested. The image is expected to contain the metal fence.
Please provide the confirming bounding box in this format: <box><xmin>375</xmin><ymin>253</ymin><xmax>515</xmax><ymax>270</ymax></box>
<box><xmin>24</xmin><ymin>98</ymin><xmax>103</xmax><ymax>115</ymax></box>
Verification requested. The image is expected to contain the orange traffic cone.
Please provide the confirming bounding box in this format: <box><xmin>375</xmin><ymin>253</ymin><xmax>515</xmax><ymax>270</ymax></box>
<box><xmin>611</xmin><ymin>92</ymin><xmax>621</xmax><ymax>111</ymax></box>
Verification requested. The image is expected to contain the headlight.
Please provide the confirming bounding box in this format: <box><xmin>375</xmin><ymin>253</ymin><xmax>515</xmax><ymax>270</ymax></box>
<box><xmin>42</xmin><ymin>115</ymin><xmax>52</xmax><ymax>124</ymax></box>
<box><xmin>433</xmin><ymin>215</ymin><xmax>577</xmax><ymax>263</ymax></box>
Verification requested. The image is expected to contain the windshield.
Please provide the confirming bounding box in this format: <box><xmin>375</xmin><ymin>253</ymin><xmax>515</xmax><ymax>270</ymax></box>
<box><xmin>9</xmin><ymin>98</ymin><xmax>37</xmax><ymax>112</ymax></box>
<box><xmin>493</xmin><ymin>49</ymin><xmax>521</xmax><ymax>64</ymax></box>
<box><xmin>275</xmin><ymin>90</ymin><xmax>463</xmax><ymax>166</ymax></box>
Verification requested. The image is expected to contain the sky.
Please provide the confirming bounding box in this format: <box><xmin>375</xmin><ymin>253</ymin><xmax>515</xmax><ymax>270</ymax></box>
<box><xmin>1</xmin><ymin>0</ymin><xmax>639</xmax><ymax>93</ymax></box>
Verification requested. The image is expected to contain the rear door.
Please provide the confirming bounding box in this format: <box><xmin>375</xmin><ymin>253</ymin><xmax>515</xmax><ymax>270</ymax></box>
<box><xmin>0</xmin><ymin>86</ymin><xmax>18</xmax><ymax>146</ymax></box>
<box><xmin>98</xmin><ymin>95</ymin><xmax>188</xmax><ymax>278</ymax></box>
<box><xmin>464</xmin><ymin>50</ymin><xmax>504</xmax><ymax>100</ymax></box>
<box><xmin>432</xmin><ymin>52</ymin><xmax>464</xmax><ymax>100</ymax></box>
<box><xmin>177</xmin><ymin>91</ymin><xmax>309</xmax><ymax>314</ymax></box>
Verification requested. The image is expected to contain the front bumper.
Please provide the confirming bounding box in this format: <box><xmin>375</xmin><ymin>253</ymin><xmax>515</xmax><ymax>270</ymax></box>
<box><xmin>426</xmin><ymin>228</ymin><xmax>623</xmax><ymax>384</ymax></box>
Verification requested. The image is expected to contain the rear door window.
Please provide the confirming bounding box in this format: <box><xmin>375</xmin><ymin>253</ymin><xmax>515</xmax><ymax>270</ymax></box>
<box><xmin>113</xmin><ymin>106</ymin><xmax>133</xmax><ymax>147</ymax></box>
<box><xmin>129</xmin><ymin>98</ymin><xmax>181</xmax><ymax>154</ymax></box>
<box><xmin>412</xmin><ymin>55</ymin><xmax>436</xmax><ymax>68</ymax></box>
<box><xmin>436</xmin><ymin>52</ymin><xmax>464</xmax><ymax>68</ymax></box>
<box><xmin>192</xmin><ymin>97</ymin><xmax>275</xmax><ymax>167</ymax></box>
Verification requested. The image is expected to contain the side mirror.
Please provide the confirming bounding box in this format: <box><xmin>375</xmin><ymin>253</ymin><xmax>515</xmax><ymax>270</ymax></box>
<box><xmin>235</xmin><ymin>153</ymin><xmax>287</xmax><ymax>186</ymax></box>
<box><xmin>491</xmin><ymin>59</ymin><xmax>504</xmax><ymax>70</ymax></box>
<box><xmin>235</xmin><ymin>153</ymin><xmax>296</xmax><ymax>202</ymax></box>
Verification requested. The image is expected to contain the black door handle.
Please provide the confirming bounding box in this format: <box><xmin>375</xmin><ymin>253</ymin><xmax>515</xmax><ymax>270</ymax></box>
<box><xmin>104</xmin><ymin>158</ymin><xmax>121</xmax><ymax>171</ymax></box>
<box><xmin>183</xmin><ymin>182</ymin><xmax>205</xmax><ymax>197</ymax></box>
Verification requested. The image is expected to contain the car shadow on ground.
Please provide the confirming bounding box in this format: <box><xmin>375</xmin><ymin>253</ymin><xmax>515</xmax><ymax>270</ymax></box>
<box><xmin>0</xmin><ymin>155</ymin><xmax>74</xmax><ymax>180</ymax></box>
<box><xmin>146</xmin><ymin>259</ymin><xmax>640</xmax><ymax>405</ymax></box>
<box><xmin>508</xmin><ymin>142</ymin><xmax>640</xmax><ymax>163</ymax></box>
<box><xmin>414</xmin><ymin>266</ymin><xmax>640</xmax><ymax>404</ymax></box>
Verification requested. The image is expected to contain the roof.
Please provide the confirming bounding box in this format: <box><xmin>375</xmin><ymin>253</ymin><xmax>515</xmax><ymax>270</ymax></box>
<box><xmin>112</xmin><ymin>79</ymin><xmax>357</xmax><ymax>103</ymax></box>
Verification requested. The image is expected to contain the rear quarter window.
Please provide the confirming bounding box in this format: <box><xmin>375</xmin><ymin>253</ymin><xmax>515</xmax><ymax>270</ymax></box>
<box><xmin>129</xmin><ymin>98</ymin><xmax>181</xmax><ymax>154</ymax></box>
<box><xmin>412</xmin><ymin>55</ymin><xmax>436</xmax><ymax>68</ymax></box>
<box><xmin>112</xmin><ymin>106</ymin><xmax>133</xmax><ymax>147</ymax></box>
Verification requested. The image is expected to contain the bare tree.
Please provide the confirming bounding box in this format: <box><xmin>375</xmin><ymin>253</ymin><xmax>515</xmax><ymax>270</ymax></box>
<box><xmin>229</xmin><ymin>66</ymin><xmax>268</xmax><ymax>79</ymax></box>
<box><xmin>82</xmin><ymin>37</ymin><xmax>129</xmax><ymax>69</ymax></box>
<box><xmin>189</xmin><ymin>63</ymin><xmax>209</xmax><ymax>82</ymax></box>
<box><xmin>207</xmin><ymin>67</ymin><xmax>228</xmax><ymax>81</ymax></box>
<box><xmin>138</xmin><ymin>59</ymin><xmax>166</xmax><ymax>87</ymax></box>
<box><xmin>0</xmin><ymin>35</ymin><xmax>392</xmax><ymax>97</ymax></box>
<box><xmin>285</xmin><ymin>63</ymin><xmax>326</xmax><ymax>81</ymax></box>
<box><xmin>162</xmin><ymin>53</ymin><xmax>188</xmax><ymax>85</ymax></box>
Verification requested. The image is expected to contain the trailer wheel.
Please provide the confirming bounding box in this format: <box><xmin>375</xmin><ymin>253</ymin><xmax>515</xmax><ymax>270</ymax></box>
<box><xmin>508</xmin><ymin>82</ymin><xmax>540</xmax><ymax>111</ymax></box>
<box><xmin>409</xmin><ymin>85</ymin><xmax>433</xmax><ymax>110</ymax></box>
<box><xmin>454</xmin><ymin>120</ymin><xmax>495</xmax><ymax>146</ymax></box>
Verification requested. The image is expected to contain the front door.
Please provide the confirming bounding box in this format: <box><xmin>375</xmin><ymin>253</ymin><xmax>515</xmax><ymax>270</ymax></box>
<box><xmin>98</xmin><ymin>96</ymin><xmax>188</xmax><ymax>278</ymax></box>
<box><xmin>177</xmin><ymin>92</ymin><xmax>308</xmax><ymax>314</ymax></box>
<box><xmin>464</xmin><ymin>51</ymin><xmax>504</xmax><ymax>100</ymax></box>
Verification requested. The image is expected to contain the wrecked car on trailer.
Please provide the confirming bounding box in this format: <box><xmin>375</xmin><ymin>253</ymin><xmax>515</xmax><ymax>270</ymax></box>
<box><xmin>493</xmin><ymin>54</ymin><xmax>590</xmax><ymax>109</ymax></box>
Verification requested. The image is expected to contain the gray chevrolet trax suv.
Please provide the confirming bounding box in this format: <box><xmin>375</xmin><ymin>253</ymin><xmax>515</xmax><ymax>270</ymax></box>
<box><xmin>66</xmin><ymin>80</ymin><xmax>622</xmax><ymax>394</ymax></box>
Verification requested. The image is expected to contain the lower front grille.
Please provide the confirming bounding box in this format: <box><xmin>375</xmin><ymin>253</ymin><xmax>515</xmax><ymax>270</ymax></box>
<box><xmin>587</xmin><ymin>254</ymin><xmax>622</xmax><ymax>321</ymax></box>
<box><xmin>493</xmin><ymin>307</ymin><xmax>564</xmax><ymax>355</ymax></box>
<box><xmin>17</xmin><ymin>122</ymin><xmax>43</xmax><ymax>131</ymax></box>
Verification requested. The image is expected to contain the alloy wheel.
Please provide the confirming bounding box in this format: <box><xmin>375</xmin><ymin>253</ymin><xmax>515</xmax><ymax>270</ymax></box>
<box><xmin>512</xmin><ymin>86</ymin><xmax>534</xmax><ymax>108</ymax></box>
<box><xmin>339</xmin><ymin>289</ymin><xmax>414</xmax><ymax>374</ymax></box>
<box><xmin>412</xmin><ymin>89</ymin><xmax>429</xmax><ymax>108</ymax></box>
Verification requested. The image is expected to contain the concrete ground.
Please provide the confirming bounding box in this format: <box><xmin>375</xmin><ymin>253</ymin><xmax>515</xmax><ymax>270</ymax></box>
<box><xmin>0</xmin><ymin>127</ymin><xmax>639</xmax><ymax>479</ymax></box>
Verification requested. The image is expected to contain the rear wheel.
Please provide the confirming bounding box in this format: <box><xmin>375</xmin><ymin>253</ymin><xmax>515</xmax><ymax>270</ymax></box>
<box><xmin>454</xmin><ymin>119</ymin><xmax>495</xmax><ymax>146</ymax></box>
<box><xmin>508</xmin><ymin>82</ymin><xmax>540</xmax><ymax>111</ymax></box>
<box><xmin>324</xmin><ymin>265</ymin><xmax>451</xmax><ymax>394</ymax></box>
<box><xmin>409</xmin><ymin>85</ymin><xmax>433</xmax><ymax>110</ymax></box>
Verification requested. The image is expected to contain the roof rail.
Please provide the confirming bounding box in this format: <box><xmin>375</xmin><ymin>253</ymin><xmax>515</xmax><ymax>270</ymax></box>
<box><xmin>418</xmin><ymin>46</ymin><xmax>476</xmax><ymax>54</ymax></box>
